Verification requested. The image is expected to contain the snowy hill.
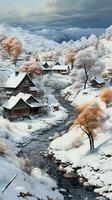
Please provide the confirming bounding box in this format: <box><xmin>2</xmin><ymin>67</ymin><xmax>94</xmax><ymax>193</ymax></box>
<box><xmin>0</xmin><ymin>23</ymin><xmax>112</xmax><ymax>199</ymax></box>
<box><xmin>0</xmin><ymin>24</ymin><xmax>59</xmax><ymax>52</ymax></box>
<box><xmin>48</xmin><ymin>26</ymin><xmax>112</xmax><ymax>199</ymax></box>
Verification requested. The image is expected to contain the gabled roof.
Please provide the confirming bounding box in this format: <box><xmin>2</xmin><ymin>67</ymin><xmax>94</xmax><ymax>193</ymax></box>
<box><xmin>3</xmin><ymin>93</ymin><xmax>47</xmax><ymax>110</ymax></box>
<box><xmin>42</xmin><ymin>61</ymin><xmax>54</xmax><ymax>67</ymax></box>
<box><xmin>4</xmin><ymin>72</ymin><xmax>35</xmax><ymax>89</ymax></box>
<box><xmin>55</xmin><ymin>62</ymin><xmax>61</xmax><ymax>65</ymax></box>
<box><xmin>3</xmin><ymin>95</ymin><xmax>30</xmax><ymax>110</ymax></box>
<box><xmin>90</xmin><ymin>76</ymin><xmax>105</xmax><ymax>84</ymax></box>
<box><xmin>16</xmin><ymin>92</ymin><xmax>39</xmax><ymax>103</ymax></box>
<box><xmin>52</xmin><ymin>65</ymin><xmax>69</xmax><ymax>71</ymax></box>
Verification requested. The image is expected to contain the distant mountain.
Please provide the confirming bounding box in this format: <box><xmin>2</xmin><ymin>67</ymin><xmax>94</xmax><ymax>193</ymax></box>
<box><xmin>0</xmin><ymin>24</ymin><xmax>59</xmax><ymax>52</ymax></box>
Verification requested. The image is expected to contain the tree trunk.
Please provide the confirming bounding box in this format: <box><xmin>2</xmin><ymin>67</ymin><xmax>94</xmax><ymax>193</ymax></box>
<box><xmin>87</xmin><ymin>132</ymin><xmax>94</xmax><ymax>152</ymax></box>
<box><xmin>83</xmin><ymin>63</ymin><xmax>88</xmax><ymax>89</ymax></box>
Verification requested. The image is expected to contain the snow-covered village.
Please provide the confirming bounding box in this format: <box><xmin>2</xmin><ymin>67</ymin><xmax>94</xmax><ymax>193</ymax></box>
<box><xmin>0</xmin><ymin>1</ymin><xmax>112</xmax><ymax>200</ymax></box>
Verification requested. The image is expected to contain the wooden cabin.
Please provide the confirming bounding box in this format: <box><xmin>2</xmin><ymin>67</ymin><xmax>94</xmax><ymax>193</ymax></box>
<box><xmin>3</xmin><ymin>93</ymin><xmax>48</xmax><ymax>121</ymax></box>
<box><xmin>3</xmin><ymin>97</ymin><xmax>31</xmax><ymax>121</ymax></box>
<box><xmin>43</xmin><ymin>65</ymin><xmax>71</xmax><ymax>75</ymax></box>
<box><xmin>4</xmin><ymin>72</ymin><xmax>43</xmax><ymax>99</ymax></box>
<box><xmin>90</xmin><ymin>76</ymin><xmax>105</xmax><ymax>88</ymax></box>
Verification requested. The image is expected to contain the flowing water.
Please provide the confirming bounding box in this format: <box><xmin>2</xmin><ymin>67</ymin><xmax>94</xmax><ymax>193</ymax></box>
<box><xmin>19</xmin><ymin>92</ymin><xmax>107</xmax><ymax>200</ymax></box>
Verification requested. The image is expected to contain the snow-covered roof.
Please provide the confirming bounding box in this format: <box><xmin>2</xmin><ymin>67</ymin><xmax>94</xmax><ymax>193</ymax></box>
<box><xmin>42</xmin><ymin>61</ymin><xmax>54</xmax><ymax>67</ymax></box>
<box><xmin>52</xmin><ymin>65</ymin><xmax>69</xmax><ymax>71</ymax></box>
<box><xmin>3</xmin><ymin>95</ymin><xmax>30</xmax><ymax>110</ymax></box>
<box><xmin>17</xmin><ymin>92</ymin><xmax>39</xmax><ymax>103</ymax></box>
<box><xmin>4</xmin><ymin>72</ymin><xmax>34</xmax><ymax>89</ymax></box>
<box><xmin>3</xmin><ymin>92</ymin><xmax>47</xmax><ymax>110</ymax></box>
<box><xmin>90</xmin><ymin>76</ymin><xmax>105</xmax><ymax>84</ymax></box>
<box><xmin>16</xmin><ymin>92</ymin><xmax>32</xmax><ymax>102</ymax></box>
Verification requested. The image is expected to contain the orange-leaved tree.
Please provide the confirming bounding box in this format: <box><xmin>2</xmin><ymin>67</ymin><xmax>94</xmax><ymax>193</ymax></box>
<box><xmin>20</xmin><ymin>61</ymin><xmax>43</xmax><ymax>75</ymax></box>
<box><xmin>65</xmin><ymin>52</ymin><xmax>75</xmax><ymax>69</ymax></box>
<box><xmin>72</xmin><ymin>103</ymin><xmax>103</xmax><ymax>152</ymax></box>
<box><xmin>77</xmin><ymin>101</ymin><xmax>93</xmax><ymax>113</ymax></box>
<box><xmin>100</xmin><ymin>88</ymin><xmax>112</xmax><ymax>107</ymax></box>
<box><xmin>1</xmin><ymin>36</ymin><xmax>22</xmax><ymax>65</ymax></box>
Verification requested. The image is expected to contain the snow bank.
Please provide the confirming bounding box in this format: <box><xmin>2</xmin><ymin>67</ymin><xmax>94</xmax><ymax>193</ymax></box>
<box><xmin>49</xmin><ymin>87</ymin><xmax>112</xmax><ymax>199</ymax></box>
<box><xmin>0</xmin><ymin>159</ymin><xmax>63</xmax><ymax>200</ymax></box>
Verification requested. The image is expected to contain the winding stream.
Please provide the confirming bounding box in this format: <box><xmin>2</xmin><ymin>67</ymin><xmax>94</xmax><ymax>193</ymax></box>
<box><xmin>19</xmin><ymin>92</ymin><xmax>106</xmax><ymax>200</ymax></box>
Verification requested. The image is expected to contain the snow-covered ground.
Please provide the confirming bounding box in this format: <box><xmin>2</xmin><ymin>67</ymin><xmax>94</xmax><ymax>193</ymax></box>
<box><xmin>0</xmin><ymin>25</ymin><xmax>71</xmax><ymax>200</ymax></box>
<box><xmin>49</xmin><ymin>88</ymin><xmax>112</xmax><ymax>199</ymax></box>
<box><xmin>48</xmin><ymin>26</ymin><xmax>112</xmax><ymax>199</ymax></box>
<box><xmin>0</xmin><ymin>157</ymin><xmax>63</xmax><ymax>200</ymax></box>
<box><xmin>1</xmin><ymin>23</ymin><xmax>112</xmax><ymax>199</ymax></box>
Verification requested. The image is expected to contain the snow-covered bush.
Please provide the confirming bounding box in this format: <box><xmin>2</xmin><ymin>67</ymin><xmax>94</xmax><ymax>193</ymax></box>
<box><xmin>0</xmin><ymin>141</ymin><xmax>7</xmax><ymax>155</ymax></box>
<box><xmin>88</xmin><ymin>34</ymin><xmax>98</xmax><ymax>47</ymax></box>
<box><xmin>19</xmin><ymin>157</ymin><xmax>33</xmax><ymax>175</ymax></box>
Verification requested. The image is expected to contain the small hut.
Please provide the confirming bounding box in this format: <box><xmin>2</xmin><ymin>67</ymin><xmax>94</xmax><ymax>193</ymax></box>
<box><xmin>3</xmin><ymin>93</ymin><xmax>48</xmax><ymax>120</ymax></box>
<box><xmin>3</xmin><ymin>96</ymin><xmax>31</xmax><ymax>120</ymax></box>
<box><xmin>43</xmin><ymin>65</ymin><xmax>71</xmax><ymax>75</ymax></box>
<box><xmin>90</xmin><ymin>76</ymin><xmax>105</xmax><ymax>88</ymax></box>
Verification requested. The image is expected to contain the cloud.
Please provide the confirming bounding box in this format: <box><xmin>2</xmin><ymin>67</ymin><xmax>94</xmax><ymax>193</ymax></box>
<box><xmin>0</xmin><ymin>0</ymin><xmax>112</xmax><ymax>33</ymax></box>
<box><xmin>32</xmin><ymin>27</ymin><xmax>105</xmax><ymax>42</ymax></box>
<box><xmin>43</xmin><ymin>0</ymin><xmax>57</xmax><ymax>13</ymax></box>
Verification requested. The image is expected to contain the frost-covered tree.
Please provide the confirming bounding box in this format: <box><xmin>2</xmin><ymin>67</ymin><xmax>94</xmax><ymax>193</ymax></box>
<box><xmin>105</xmin><ymin>25</ymin><xmax>112</xmax><ymax>41</ymax></box>
<box><xmin>88</xmin><ymin>34</ymin><xmax>98</xmax><ymax>47</ymax></box>
<box><xmin>97</xmin><ymin>42</ymin><xmax>106</xmax><ymax>57</ymax></box>
<box><xmin>75</xmin><ymin>51</ymin><xmax>97</xmax><ymax>89</ymax></box>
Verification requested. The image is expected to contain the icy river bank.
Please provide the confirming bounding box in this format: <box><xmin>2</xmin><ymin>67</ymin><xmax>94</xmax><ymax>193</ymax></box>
<box><xmin>19</xmin><ymin>92</ymin><xmax>103</xmax><ymax>200</ymax></box>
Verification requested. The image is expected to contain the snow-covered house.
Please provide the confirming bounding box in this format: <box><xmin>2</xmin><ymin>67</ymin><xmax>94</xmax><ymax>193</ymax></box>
<box><xmin>90</xmin><ymin>76</ymin><xmax>105</xmax><ymax>87</ymax></box>
<box><xmin>43</xmin><ymin>65</ymin><xmax>71</xmax><ymax>75</ymax></box>
<box><xmin>4</xmin><ymin>72</ymin><xmax>43</xmax><ymax>99</ymax></box>
<box><xmin>52</xmin><ymin>65</ymin><xmax>71</xmax><ymax>74</ymax></box>
<box><xmin>3</xmin><ymin>93</ymin><xmax>48</xmax><ymax>120</ymax></box>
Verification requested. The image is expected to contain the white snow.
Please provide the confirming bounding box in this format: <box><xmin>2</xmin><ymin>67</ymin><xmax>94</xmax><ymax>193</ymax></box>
<box><xmin>1</xmin><ymin>23</ymin><xmax>112</xmax><ymax>199</ymax></box>
<box><xmin>49</xmin><ymin>87</ymin><xmax>112</xmax><ymax>199</ymax></box>
<box><xmin>4</xmin><ymin>72</ymin><xmax>30</xmax><ymax>88</ymax></box>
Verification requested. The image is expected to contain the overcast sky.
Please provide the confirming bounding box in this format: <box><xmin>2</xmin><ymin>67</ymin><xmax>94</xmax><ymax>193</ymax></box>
<box><xmin>0</xmin><ymin>0</ymin><xmax>112</xmax><ymax>41</ymax></box>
